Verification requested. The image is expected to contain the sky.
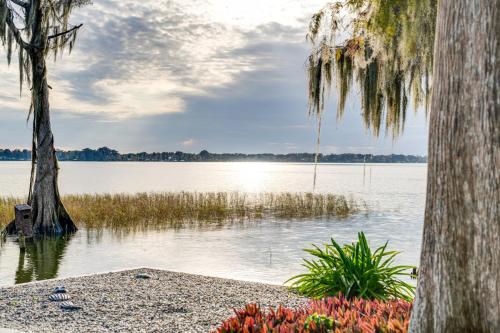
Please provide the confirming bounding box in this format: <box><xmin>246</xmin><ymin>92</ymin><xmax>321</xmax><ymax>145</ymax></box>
<box><xmin>0</xmin><ymin>0</ymin><xmax>428</xmax><ymax>155</ymax></box>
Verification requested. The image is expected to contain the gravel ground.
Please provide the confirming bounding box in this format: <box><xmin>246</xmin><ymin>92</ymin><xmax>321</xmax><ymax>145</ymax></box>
<box><xmin>0</xmin><ymin>268</ymin><xmax>305</xmax><ymax>333</ymax></box>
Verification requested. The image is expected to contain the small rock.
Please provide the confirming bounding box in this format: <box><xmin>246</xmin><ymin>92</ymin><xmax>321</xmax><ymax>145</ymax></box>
<box><xmin>135</xmin><ymin>273</ymin><xmax>151</xmax><ymax>279</ymax></box>
<box><xmin>52</xmin><ymin>286</ymin><xmax>67</xmax><ymax>294</ymax></box>
<box><xmin>59</xmin><ymin>301</ymin><xmax>81</xmax><ymax>311</ymax></box>
<box><xmin>49</xmin><ymin>294</ymin><xmax>70</xmax><ymax>302</ymax></box>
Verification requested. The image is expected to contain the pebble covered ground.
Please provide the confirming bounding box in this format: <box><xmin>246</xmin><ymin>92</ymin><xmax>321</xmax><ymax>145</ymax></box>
<box><xmin>0</xmin><ymin>268</ymin><xmax>305</xmax><ymax>333</ymax></box>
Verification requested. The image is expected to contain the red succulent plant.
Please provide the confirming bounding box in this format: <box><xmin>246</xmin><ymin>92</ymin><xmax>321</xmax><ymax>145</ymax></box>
<box><xmin>216</xmin><ymin>295</ymin><xmax>412</xmax><ymax>333</ymax></box>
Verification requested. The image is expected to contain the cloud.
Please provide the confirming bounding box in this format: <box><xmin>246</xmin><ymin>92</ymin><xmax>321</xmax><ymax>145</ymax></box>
<box><xmin>0</xmin><ymin>0</ymin><xmax>320</xmax><ymax>120</ymax></box>
<box><xmin>0</xmin><ymin>0</ymin><xmax>428</xmax><ymax>155</ymax></box>
<box><xmin>3</xmin><ymin>0</ymin><xmax>293</xmax><ymax>118</ymax></box>
<box><xmin>181</xmin><ymin>138</ymin><xmax>197</xmax><ymax>147</ymax></box>
<box><xmin>43</xmin><ymin>0</ymin><xmax>260</xmax><ymax>117</ymax></box>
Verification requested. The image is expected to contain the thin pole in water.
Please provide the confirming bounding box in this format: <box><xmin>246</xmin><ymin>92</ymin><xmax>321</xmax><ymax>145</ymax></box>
<box><xmin>363</xmin><ymin>155</ymin><xmax>366</xmax><ymax>186</ymax></box>
<box><xmin>312</xmin><ymin>115</ymin><xmax>322</xmax><ymax>192</ymax></box>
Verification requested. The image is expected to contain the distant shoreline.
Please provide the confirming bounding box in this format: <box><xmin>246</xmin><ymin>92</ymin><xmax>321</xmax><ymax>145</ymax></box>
<box><xmin>0</xmin><ymin>160</ymin><xmax>427</xmax><ymax>164</ymax></box>
<box><xmin>0</xmin><ymin>147</ymin><xmax>427</xmax><ymax>163</ymax></box>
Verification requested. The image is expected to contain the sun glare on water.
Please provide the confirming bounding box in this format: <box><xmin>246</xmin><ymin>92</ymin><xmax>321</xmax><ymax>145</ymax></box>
<box><xmin>232</xmin><ymin>162</ymin><xmax>270</xmax><ymax>193</ymax></box>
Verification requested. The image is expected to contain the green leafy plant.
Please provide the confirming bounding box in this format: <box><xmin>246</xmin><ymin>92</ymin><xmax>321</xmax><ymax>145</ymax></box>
<box><xmin>304</xmin><ymin>313</ymin><xmax>334</xmax><ymax>331</ymax></box>
<box><xmin>287</xmin><ymin>232</ymin><xmax>415</xmax><ymax>301</ymax></box>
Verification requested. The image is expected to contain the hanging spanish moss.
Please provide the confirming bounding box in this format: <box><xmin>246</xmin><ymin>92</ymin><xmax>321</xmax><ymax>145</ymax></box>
<box><xmin>307</xmin><ymin>0</ymin><xmax>436</xmax><ymax>138</ymax></box>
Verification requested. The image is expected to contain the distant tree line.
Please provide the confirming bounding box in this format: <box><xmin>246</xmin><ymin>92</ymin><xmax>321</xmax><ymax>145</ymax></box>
<box><xmin>0</xmin><ymin>149</ymin><xmax>32</xmax><ymax>161</ymax></box>
<box><xmin>0</xmin><ymin>147</ymin><xmax>427</xmax><ymax>163</ymax></box>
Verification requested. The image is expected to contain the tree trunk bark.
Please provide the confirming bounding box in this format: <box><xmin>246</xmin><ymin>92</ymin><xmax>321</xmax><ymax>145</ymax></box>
<box><xmin>23</xmin><ymin>0</ymin><xmax>76</xmax><ymax>235</ymax></box>
<box><xmin>28</xmin><ymin>50</ymin><xmax>77</xmax><ymax>235</ymax></box>
<box><xmin>409</xmin><ymin>0</ymin><xmax>499</xmax><ymax>332</ymax></box>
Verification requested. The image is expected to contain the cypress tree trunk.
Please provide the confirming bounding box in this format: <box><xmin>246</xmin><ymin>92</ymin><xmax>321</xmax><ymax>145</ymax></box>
<box><xmin>29</xmin><ymin>49</ymin><xmax>76</xmax><ymax>235</ymax></box>
<box><xmin>409</xmin><ymin>0</ymin><xmax>499</xmax><ymax>332</ymax></box>
<box><xmin>27</xmin><ymin>1</ymin><xmax>76</xmax><ymax>235</ymax></box>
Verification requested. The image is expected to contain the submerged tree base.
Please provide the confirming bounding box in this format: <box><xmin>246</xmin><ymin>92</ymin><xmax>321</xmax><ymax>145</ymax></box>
<box><xmin>3</xmin><ymin>205</ymin><xmax>77</xmax><ymax>236</ymax></box>
<box><xmin>1</xmin><ymin>192</ymin><xmax>361</xmax><ymax>231</ymax></box>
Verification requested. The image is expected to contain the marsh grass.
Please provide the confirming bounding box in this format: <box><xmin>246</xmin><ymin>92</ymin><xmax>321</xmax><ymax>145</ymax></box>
<box><xmin>0</xmin><ymin>192</ymin><xmax>360</xmax><ymax>230</ymax></box>
<box><xmin>0</xmin><ymin>197</ymin><xmax>19</xmax><ymax>231</ymax></box>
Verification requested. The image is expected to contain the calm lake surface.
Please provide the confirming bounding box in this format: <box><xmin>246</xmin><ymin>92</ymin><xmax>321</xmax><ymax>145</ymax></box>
<box><xmin>0</xmin><ymin>162</ymin><xmax>426</xmax><ymax>287</ymax></box>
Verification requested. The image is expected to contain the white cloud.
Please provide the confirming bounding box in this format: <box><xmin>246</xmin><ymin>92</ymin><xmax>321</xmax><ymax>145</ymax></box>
<box><xmin>181</xmin><ymin>138</ymin><xmax>197</xmax><ymax>147</ymax></box>
<box><xmin>51</xmin><ymin>77</ymin><xmax>200</xmax><ymax>117</ymax></box>
<box><xmin>186</xmin><ymin>0</ymin><xmax>326</xmax><ymax>28</ymax></box>
<box><xmin>0</xmin><ymin>0</ymin><xmax>328</xmax><ymax>119</ymax></box>
<box><xmin>1</xmin><ymin>1</ymin><xmax>429</xmax><ymax>155</ymax></box>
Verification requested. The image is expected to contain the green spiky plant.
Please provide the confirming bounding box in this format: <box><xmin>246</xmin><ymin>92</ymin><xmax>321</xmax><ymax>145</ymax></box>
<box><xmin>287</xmin><ymin>232</ymin><xmax>415</xmax><ymax>301</ymax></box>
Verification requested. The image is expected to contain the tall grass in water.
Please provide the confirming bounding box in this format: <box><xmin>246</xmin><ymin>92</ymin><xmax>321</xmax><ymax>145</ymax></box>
<box><xmin>0</xmin><ymin>192</ymin><xmax>360</xmax><ymax>230</ymax></box>
<box><xmin>0</xmin><ymin>197</ymin><xmax>19</xmax><ymax>231</ymax></box>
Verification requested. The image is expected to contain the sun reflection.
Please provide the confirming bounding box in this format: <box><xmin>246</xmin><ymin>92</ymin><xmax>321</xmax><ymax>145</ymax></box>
<box><xmin>233</xmin><ymin>162</ymin><xmax>269</xmax><ymax>193</ymax></box>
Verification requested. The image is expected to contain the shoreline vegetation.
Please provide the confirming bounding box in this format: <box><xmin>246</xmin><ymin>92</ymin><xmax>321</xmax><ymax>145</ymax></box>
<box><xmin>0</xmin><ymin>147</ymin><xmax>427</xmax><ymax>163</ymax></box>
<box><xmin>0</xmin><ymin>192</ymin><xmax>361</xmax><ymax>230</ymax></box>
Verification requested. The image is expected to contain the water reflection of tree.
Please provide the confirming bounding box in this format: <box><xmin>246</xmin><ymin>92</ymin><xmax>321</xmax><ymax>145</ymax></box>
<box><xmin>15</xmin><ymin>236</ymin><xmax>72</xmax><ymax>284</ymax></box>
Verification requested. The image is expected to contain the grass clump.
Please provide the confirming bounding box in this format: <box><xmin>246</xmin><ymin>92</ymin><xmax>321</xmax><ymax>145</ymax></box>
<box><xmin>0</xmin><ymin>192</ymin><xmax>360</xmax><ymax>230</ymax></box>
<box><xmin>0</xmin><ymin>197</ymin><xmax>18</xmax><ymax>230</ymax></box>
<box><xmin>287</xmin><ymin>232</ymin><xmax>415</xmax><ymax>301</ymax></box>
<box><xmin>259</xmin><ymin>192</ymin><xmax>357</xmax><ymax>218</ymax></box>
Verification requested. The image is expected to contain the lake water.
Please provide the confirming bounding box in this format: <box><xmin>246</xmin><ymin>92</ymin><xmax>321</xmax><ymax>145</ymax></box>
<box><xmin>0</xmin><ymin>162</ymin><xmax>426</xmax><ymax>287</ymax></box>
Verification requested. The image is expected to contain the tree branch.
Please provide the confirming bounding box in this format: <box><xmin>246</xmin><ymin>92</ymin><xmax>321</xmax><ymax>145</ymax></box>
<box><xmin>9</xmin><ymin>0</ymin><xmax>28</xmax><ymax>8</ymax></box>
<box><xmin>48</xmin><ymin>24</ymin><xmax>83</xmax><ymax>40</ymax></box>
<box><xmin>3</xmin><ymin>3</ymin><xmax>31</xmax><ymax>50</ymax></box>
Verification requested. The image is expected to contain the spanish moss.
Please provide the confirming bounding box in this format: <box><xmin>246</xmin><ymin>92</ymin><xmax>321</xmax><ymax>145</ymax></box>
<box><xmin>307</xmin><ymin>0</ymin><xmax>436</xmax><ymax>137</ymax></box>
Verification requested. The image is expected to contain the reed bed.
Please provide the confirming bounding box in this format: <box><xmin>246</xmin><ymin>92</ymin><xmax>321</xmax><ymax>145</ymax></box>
<box><xmin>0</xmin><ymin>197</ymin><xmax>19</xmax><ymax>230</ymax></box>
<box><xmin>0</xmin><ymin>192</ymin><xmax>360</xmax><ymax>231</ymax></box>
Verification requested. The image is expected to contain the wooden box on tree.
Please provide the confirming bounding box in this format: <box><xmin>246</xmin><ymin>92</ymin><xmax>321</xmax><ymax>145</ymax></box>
<box><xmin>14</xmin><ymin>204</ymin><xmax>33</xmax><ymax>238</ymax></box>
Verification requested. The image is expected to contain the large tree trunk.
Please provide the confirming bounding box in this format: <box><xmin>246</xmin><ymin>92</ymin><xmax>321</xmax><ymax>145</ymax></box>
<box><xmin>409</xmin><ymin>0</ymin><xmax>499</xmax><ymax>332</ymax></box>
<box><xmin>23</xmin><ymin>0</ymin><xmax>76</xmax><ymax>235</ymax></box>
<box><xmin>28</xmin><ymin>50</ymin><xmax>77</xmax><ymax>235</ymax></box>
